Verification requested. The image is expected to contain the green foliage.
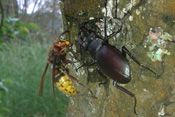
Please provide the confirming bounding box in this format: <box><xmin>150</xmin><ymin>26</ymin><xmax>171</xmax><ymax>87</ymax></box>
<box><xmin>0</xmin><ymin>17</ymin><xmax>40</xmax><ymax>51</ymax></box>
<box><xmin>0</xmin><ymin>42</ymin><xmax>15</xmax><ymax>52</ymax></box>
<box><xmin>0</xmin><ymin>39</ymin><xmax>69</xmax><ymax>117</ymax></box>
<box><xmin>14</xmin><ymin>21</ymin><xmax>39</xmax><ymax>35</ymax></box>
<box><xmin>0</xmin><ymin>82</ymin><xmax>9</xmax><ymax>92</ymax></box>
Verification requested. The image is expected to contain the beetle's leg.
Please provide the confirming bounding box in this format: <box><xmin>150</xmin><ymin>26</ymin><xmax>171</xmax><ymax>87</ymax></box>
<box><xmin>171</xmin><ymin>40</ymin><xmax>175</xmax><ymax>43</ymax></box>
<box><xmin>122</xmin><ymin>46</ymin><xmax>127</xmax><ymax>58</ymax></box>
<box><xmin>79</xmin><ymin>46</ymin><xmax>83</xmax><ymax>60</ymax></box>
<box><xmin>114</xmin><ymin>0</ymin><xmax>118</xmax><ymax>18</ymax></box>
<box><xmin>103</xmin><ymin>7</ymin><xmax>123</xmax><ymax>43</ymax></box>
<box><xmin>114</xmin><ymin>0</ymin><xmax>128</xmax><ymax>19</ymax></box>
<box><xmin>76</xmin><ymin>59</ymin><xmax>97</xmax><ymax>71</ymax></box>
<box><xmin>113</xmin><ymin>81</ymin><xmax>138</xmax><ymax>115</ymax></box>
<box><xmin>105</xmin><ymin>24</ymin><xmax>123</xmax><ymax>42</ymax></box>
<box><xmin>75</xmin><ymin>63</ymin><xmax>85</xmax><ymax>71</ymax></box>
<box><xmin>86</xmin><ymin>66</ymin><xmax>91</xmax><ymax>85</ymax></box>
<box><xmin>122</xmin><ymin>46</ymin><xmax>159</xmax><ymax>77</ymax></box>
<box><xmin>95</xmin><ymin>69</ymin><xmax>108</xmax><ymax>86</ymax></box>
<box><xmin>166</xmin><ymin>40</ymin><xmax>175</xmax><ymax>44</ymax></box>
<box><xmin>104</xmin><ymin>0</ymin><xmax>131</xmax><ymax>43</ymax></box>
<box><xmin>103</xmin><ymin>0</ymin><xmax>122</xmax><ymax>43</ymax></box>
<box><xmin>87</xmin><ymin>68</ymin><xmax>108</xmax><ymax>86</ymax></box>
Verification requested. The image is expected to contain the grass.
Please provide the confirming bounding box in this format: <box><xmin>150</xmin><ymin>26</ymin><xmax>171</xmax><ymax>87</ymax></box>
<box><xmin>0</xmin><ymin>38</ymin><xmax>69</xmax><ymax>117</ymax></box>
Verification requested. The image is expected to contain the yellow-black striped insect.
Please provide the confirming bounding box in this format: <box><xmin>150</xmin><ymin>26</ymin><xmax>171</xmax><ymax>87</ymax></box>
<box><xmin>39</xmin><ymin>30</ymin><xmax>95</xmax><ymax>99</ymax></box>
<box><xmin>54</xmin><ymin>67</ymin><xmax>76</xmax><ymax>95</ymax></box>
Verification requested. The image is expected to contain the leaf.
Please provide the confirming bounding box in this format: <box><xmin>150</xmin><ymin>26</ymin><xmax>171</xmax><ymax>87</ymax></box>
<box><xmin>15</xmin><ymin>21</ymin><xmax>39</xmax><ymax>31</ymax></box>
<box><xmin>18</xmin><ymin>27</ymin><xmax>30</xmax><ymax>35</ymax></box>
<box><xmin>4</xmin><ymin>78</ymin><xmax>14</xmax><ymax>84</ymax></box>
<box><xmin>26</xmin><ymin>23</ymin><xmax>40</xmax><ymax>31</ymax></box>
<box><xmin>0</xmin><ymin>82</ymin><xmax>9</xmax><ymax>93</ymax></box>
<box><xmin>0</xmin><ymin>107</ymin><xmax>10</xmax><ymax>113</ymax></box>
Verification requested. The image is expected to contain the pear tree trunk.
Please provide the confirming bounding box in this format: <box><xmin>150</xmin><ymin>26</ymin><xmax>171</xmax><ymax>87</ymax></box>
<box><xmin>60</xmin><ymin>0</ymin><xmax>175</xmax><ymax>116</ymax></box>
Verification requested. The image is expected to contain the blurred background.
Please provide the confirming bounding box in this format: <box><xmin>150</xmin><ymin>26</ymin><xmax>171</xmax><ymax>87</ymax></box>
<box><xmin>0</xmin><ymin>0</ymin><xmax>69</xmax><ymax>116</ymax></box>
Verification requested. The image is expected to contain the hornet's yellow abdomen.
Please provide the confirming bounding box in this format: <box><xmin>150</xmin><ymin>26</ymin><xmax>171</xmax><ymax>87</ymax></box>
<box><xmin>55</xmin><ymin>73</ymin><xmax>76</xmax><ymax>95</ymax></box>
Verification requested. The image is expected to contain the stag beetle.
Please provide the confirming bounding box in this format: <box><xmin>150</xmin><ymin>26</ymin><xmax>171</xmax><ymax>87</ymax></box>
<box><xmin>77</xmin><ymin>0</ymin><xmax>158</xmax><ymax>115</ymax></box>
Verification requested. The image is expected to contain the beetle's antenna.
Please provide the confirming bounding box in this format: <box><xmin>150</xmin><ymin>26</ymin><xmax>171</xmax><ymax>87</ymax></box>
<box><xmin>104</xmin><ymin>0</ymin><xmax>108</xmax><ymax>40</ymax></box>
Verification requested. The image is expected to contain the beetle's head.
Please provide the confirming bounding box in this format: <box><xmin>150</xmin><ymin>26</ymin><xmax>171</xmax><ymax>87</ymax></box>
<box><xmin>78</xmin><ymin>26</ymin><xmax>95</xmax><ymax>51</ymax></box>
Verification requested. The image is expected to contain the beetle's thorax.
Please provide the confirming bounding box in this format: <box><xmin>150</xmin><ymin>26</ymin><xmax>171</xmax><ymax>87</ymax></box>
<box><xmin>81</xmin><ymin>32</ymin><xmax>103</xmax><ymax>58</ymax></box>
<box><xmin>88</xmin><ymin>39</ymin><xmax>102</xmax><ymax>58</ymax></box>
<box><xmin>81</xmin><ymin>32</ymin><xmax>95</xmax><ymax>51</ymax></box>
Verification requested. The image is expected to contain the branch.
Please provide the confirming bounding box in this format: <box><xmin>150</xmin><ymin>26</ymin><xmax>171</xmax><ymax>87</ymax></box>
<box><xmin>27</xmin><ymin>0</ymin><xmax>38</xmax><ymax>23</ymax></box>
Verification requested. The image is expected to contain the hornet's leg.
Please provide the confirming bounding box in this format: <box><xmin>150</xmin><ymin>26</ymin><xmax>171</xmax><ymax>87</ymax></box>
<box><xmin>59</xmin><ymin>30</ymin><xmax>71</xmax><ymax>42</ymax></box>
<box><xmin>51</xmin><ymin>57</ymin><xmax>56</xmax><ymax>100</ymax></box>
<box><xmin>68</xmin><ymin>74</ymin><xmax>97</xmax><ymax>99</ymax></box>
<box><xmin>113</xmin><ymin>81</ymin><xmax>138</xmax><ymax>115</ymax></box>
<box><xmin>39</xmin><ymin>63</ymin><xmax>49</xmax><ymax>96</ymax></box>
<box><xmin>65</xmin><ymin>68</ymin><xmax>97</xmax><ymax>99</ymax></box>
<box><xmin>62</xmin><ymin>59</ymin><xmax>82</xmax><ymax>64</ymax></box>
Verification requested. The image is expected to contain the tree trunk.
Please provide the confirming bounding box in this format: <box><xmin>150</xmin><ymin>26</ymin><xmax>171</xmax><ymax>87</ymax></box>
<box><xmin>2</xmin><ymin>0</ymin><xmax>19</xmax><ymax>17</ymax></box>
<box><xmin>13</xmin><ymin>0</ymin><xmax>18</xmax><ymax>16</ymax></box>
<box><xmin>0</xmin><ymin>0</ymin><xmax>4</xmax><ymax>32</ymax></box>
<box><xmin>23</xmin><ymin>0</ymin><xmax>27</xmax><ymax>15</ymax></box>
<box><xmin>61</xmin><ymin>0</ymin><xmax>175</xmax><ymax>116</ymax></box>
<box><xmin>51</xmin><ymin>0</ymin><xmax>56</xmax><ymax>31</ymax></box>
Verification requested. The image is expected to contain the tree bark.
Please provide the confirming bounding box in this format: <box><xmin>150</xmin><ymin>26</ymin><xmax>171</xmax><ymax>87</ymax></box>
<box><xmin>61</xmin><ymin>0</ymin><xmax>175</xmax><ymax>116</ymax></box>
<box><xmin>0</xmin><ymin>0</ymin><xmax>4</xmax><ymax>33</ymax></box>
<box><xmin>2</xmin><ymin>0</ymin><xmax>19</xmax><ymax>17</ymax></box>
<box><xmin>13</xmin><ymin>0</ymin><xmax>19</xmax><ymax>16</ymax></box>
<box><xmin>23</xmin><ymin>0</ymin><xmax>27</xmax><ymax>15</ymax></box>
<box><xmin>51</xmin><ymin>0</ymin><xmax>57</xmax><ymax>32</ymax></box>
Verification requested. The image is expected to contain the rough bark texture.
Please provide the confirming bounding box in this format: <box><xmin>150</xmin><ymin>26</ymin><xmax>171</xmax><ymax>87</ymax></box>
<box><xmin>61</xmin><ymin>0</ymin><xmax>175</xmax><ymax>116</ymax></box>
